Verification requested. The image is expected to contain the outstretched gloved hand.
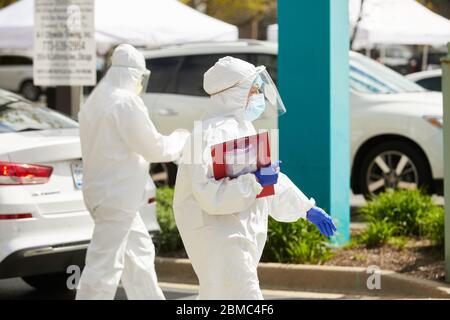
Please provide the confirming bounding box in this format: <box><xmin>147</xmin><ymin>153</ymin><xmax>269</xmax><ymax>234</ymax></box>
<box><xmin>306</xmin><ymin>206</ymin><xmax>337</xmax><ymax>238</ymax></box>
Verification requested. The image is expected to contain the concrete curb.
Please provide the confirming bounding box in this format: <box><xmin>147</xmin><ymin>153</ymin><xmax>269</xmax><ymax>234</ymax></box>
<box><xmin>155</xmin><ymin>257</ymin><xmax>450</xmax><ymax>299</ymax></box>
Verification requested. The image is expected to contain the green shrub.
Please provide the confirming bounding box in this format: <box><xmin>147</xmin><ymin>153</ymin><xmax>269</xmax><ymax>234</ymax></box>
<box><xmin>420</xmin><ymin>206</ymin><xmax>445</xmax><ymax>246</ymax></box>
<box><xmin>156</xmin><ymin>186</ymin><xmax>184</xmax><ymax>254</ymax></box>
<box><xmin>262</xmin><ymin>217</ymin><xmax>334</xmax><ymax>264</ymax></box>
<box><xmin>359</xmin><ymin>189</ymin><xmax>444</xmax><ymax>247</ymax></box>
<box><xmin>361</xmin><ymin>189</ymin><xmax>428</xmax><ymax>235</ymax></box>
<box><xmin>358</xmin><ymin>218</ymin><xmax>396</xmax><ymax>247</ymax></box>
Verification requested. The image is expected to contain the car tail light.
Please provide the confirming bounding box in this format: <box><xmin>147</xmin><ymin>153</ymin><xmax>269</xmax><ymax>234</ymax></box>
<box><xmin>0</xmin><ymin>161</ymin><xmax>53</xmax><ymax>185</ymax></box>
<box><xmin>0</xmin><ymin>213</ymin><xmax>33</xmax><ymax>220</ymax></box>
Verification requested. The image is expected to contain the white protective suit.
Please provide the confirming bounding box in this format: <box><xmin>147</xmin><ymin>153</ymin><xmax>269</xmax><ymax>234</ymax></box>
<box><xmin>173</xmin><ymin>56</ymin><xmax>315</xmax><ymax>300</ymax></box>
<box><xmin>76</xmin><ymin>44</ymin><xmax>189</xmax><ymax>300</ymax></box>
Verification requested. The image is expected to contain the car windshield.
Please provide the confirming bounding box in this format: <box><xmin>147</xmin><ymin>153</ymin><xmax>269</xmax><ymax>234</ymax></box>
<box><xmin>350</xmin><ymin>53</ymin><xmax>426</xmax><ymax>94</ymax></box>
<box><xmin>0</xmin><ymin>96</ymin><xmax>78</xmax><ymax>133</ymax></box>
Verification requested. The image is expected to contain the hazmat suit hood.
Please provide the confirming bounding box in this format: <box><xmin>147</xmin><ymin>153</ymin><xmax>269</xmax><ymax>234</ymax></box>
<box><xmin>203</xmin><ymin>56</ymin><xmax>258</xmax><ymax>120</ymax></box>
<box><xmin>107</xmin><ymin>43</ymin><xmax>148</xmax><ymax>93</ymax></box>
<box><xmin>85</xmin><ymin>44</ymin><xmax>148</xmax><ymax>108</ymax></box>
<box><xmin>80</xmin><ymin>44</ymin><xmax>150</xmax><ymax>127</ymax></box>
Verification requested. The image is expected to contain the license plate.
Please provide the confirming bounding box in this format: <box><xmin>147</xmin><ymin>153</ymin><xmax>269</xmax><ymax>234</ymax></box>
<box><xmin>71</xmin><ymin>161</ymin><xmax>83</xmax><ymax>190</ymax></box>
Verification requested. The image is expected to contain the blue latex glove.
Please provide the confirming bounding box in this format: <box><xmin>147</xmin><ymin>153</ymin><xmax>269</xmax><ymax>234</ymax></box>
<box><xmin>254</xmin><ymin>160</ymin><xmax>281</xmax><ymax>187</ymax></box>
<box><xmin>306</xmin><ymin>206</ymin><xmax>337</xmax><ymax>238</ymax></box>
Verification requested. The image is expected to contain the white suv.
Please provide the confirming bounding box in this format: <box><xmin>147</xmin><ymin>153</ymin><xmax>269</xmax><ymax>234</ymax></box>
<box><xmin>0</xmin><ymin>89</ymin><xmax>160</xmax><ymax>291</ymax></box>
<box><xmin>140</xmin><ymin>40</ymin><xmax>443</xmax><ymax>196</ymax></box>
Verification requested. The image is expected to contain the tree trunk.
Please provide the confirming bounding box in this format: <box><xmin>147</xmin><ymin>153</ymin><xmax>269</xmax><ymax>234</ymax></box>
<box><xmin>350</xmin><ymin>0</ymin><xmax>366</xmax><ymax>50</ymax></box>
<box><xmin>250</xmin><ymin>17</ymin><xmax>259</xmax><ymax>39</ymax></box>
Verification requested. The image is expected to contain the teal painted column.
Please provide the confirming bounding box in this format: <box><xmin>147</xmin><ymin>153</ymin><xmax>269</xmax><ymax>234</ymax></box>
<box><xmin>278</xmin><ymin>0</ymin><xmax>350</xmax><ymax>244</ymax></box>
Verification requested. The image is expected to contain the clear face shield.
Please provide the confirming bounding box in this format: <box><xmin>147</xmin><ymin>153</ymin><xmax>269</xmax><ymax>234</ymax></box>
<box><xmin>138</xmin><ymin>69</ymin><xmax>151</xmax><ymax>96</ymax></box>
<box><xmin>252</xmin><ymin>66</ymin><xmax>286</xmax><ymax>118</ymax></box>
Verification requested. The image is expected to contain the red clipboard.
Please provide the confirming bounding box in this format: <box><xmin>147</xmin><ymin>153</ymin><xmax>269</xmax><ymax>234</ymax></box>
<box><xmin>211</xmin><ymin>131</ymin><xmax>274</xmax><ymax>198</ymax></box>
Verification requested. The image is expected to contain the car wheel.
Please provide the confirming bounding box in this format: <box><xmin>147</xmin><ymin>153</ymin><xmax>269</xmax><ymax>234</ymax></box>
<box><xmin>358</xmin><ymin>140</ymin><xmax>432</xmax><ymax>198</ymax></box>
<box><xmin>22</xmin><ymin>272</ymin><xmax>70</xmax><ymax>291</ymax></box>
<box><xmin>150</xmin><ymin>162</ymin><xmax>178</xmax><ymax>187</ymax></box>
<box><xmin>20</xmin><ymin>80</ymin><xmax>41</xmax><ymax>101</ymax></box>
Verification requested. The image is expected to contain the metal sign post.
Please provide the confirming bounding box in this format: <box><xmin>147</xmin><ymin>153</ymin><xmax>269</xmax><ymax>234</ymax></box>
<box><xmin>70</xmin><ymin>85</ymin><xmax>83</xmax><ymax>120</ymax></box>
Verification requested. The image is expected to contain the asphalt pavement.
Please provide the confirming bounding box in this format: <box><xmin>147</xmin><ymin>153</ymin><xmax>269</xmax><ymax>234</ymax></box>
<box><xmin>0</xmin><ymin>278</ymin><xmax>383</xmax><ymax>300</ymax></box>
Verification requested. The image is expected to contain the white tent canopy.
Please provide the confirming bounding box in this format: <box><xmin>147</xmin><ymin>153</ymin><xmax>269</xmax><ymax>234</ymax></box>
<box><xmin>0</xmin><ymin>0</ymin><xmax>238</xmax><ymax>54</ymax></box>
<box><xmin>267</xmin><ymin>0</ymin><xmax>450</xmax><ymax>49</ymax></box>
<box><xmin>349</xmin><ymin>0</ymin><xmax>450</xmax><ymax>49</ymax></box>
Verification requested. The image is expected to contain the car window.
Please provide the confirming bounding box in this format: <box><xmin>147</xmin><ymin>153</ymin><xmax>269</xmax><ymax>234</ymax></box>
<box><xmin>349</xmin><ymin>65</ymin><xmax>396</xmax><ymax>93</ymax></box>
<box><xmin>176</xmin><ymin>53</ymin><xmax>252</xmax><ymax>96</ymax></box>
<box><xmin>253</xmin><ymin>54</ymin><xmax>278</xmax><ymax>84</ymax></box>
<box><xmin>0</xmin><ymin>55</ymin><xmax>32</xmax><ymax>66</ymax></box>
<box><xmin>417</xmin><ymin>76</ymin><xmax>442</xmax><ymax>92</ymax></box>
<box><xmin>145</xmin><ymin>57</ymin><xmax>183</xmax><ymax>94</ymax></box>
<box><xmin>349</xmin><ymin>53</ymin><xmax>425</xmax><ymax>94</ymax></box>
<box><xmin>176</xmin><ymin>55</ymin><xmax>218</xmax><ymax>96</ymax></box>
<box><xmin>0</xmin><ymin>97</ymin><xmax>78</xmax><ymax>133</ymax></box>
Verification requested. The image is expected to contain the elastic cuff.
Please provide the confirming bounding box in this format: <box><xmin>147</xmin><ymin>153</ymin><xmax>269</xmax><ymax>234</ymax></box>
<box><xmin>301</xmin><ymin>197</ymin><xmax>316</xmax><ymax>219</ymax></box>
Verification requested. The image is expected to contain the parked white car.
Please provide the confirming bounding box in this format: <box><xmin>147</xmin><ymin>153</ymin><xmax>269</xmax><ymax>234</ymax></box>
<box><xmin>406</xmin><ymin>69</ymin><xmax>442</xmax><ymax>92</ymax></box>
<box><xmin>0</xmin><ymin>89</ymin><xmax>160</xmax><ymax>291</ymax></box>
<box><xmin>0</xmin><ymin>51</ymin><xmax>43</xmax><ymax>101</ymax></box>
<box><xmin>140</xmin><ymin>40</ymin><xmax>443</xmax><ymax>196</ymax></box>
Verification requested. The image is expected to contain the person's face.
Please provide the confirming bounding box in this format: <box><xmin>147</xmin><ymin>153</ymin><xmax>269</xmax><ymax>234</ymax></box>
<box><xmin>247</xmin><ymin>85</ymin><xmax>261</xmax><ymax>105</ymax></box>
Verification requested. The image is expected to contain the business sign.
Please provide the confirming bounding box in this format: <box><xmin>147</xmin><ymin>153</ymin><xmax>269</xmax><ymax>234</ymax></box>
<box><xmin>34</xmin><ymin>0</ymin><xmax>96</xmax><ymax>86</ymax></box>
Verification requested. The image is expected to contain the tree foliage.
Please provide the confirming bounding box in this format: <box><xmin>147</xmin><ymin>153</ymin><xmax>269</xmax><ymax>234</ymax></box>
<box><xmin>0</xmin><ymin>0</ymin><xmax>16</xmax><ymax>9</ymax></box>
<box><xmin>417</xmin><ymin>0</ymin><xmax>450</xmax><ymax>19</ymax></box>
<box><xmin>182</xmin><ymin>0</ymin><xmax>276</xmax><ymax>38</ymax></box>
<box><xmin>182</xmin><ymin>0</ymin><xmax>275</xmax><ymax>25</ymax></box>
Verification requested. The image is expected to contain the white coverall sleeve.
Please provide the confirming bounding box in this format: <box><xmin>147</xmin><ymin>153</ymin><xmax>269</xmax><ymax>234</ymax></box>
<box><xmin>269</xmin><ymin>172</ymin><xmax>316</xmax><ymax>222</ymax></box>
<box><xmin>188</xmin><ymin>139</ymin><xmax>264</xmax><ymax>215</ymax></box>
<box><xmin>113</xmin><ymin>96</ymin><xmax>189</xmax><ymax>163</ymax></box>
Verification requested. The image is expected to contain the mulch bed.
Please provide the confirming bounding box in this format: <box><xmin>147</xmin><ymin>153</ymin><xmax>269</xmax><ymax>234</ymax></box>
<box><xmin>157</xmin><ymin>237</ymin><xmax>447</xmax><ymax>283</ymax></box>
<box><xmin>324</xmin><ymin>239</ymin><xmax>446</xmax><ymax>282</ymax></box>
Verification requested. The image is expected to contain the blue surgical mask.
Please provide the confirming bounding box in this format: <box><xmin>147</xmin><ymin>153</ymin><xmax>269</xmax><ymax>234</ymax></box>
<box><xmin>245</xmin><ymin>93</ymin><xmax>266</xmax><ymax>121</ymax></box>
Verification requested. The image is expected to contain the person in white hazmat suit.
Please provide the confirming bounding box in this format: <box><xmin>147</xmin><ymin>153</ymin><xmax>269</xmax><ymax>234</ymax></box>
<box><xmin>76</xmin><ymin>44</ymin><xmax>189</xmax><ymax>300</ymax></box>
<box><xmin>173</xmin><ymin>56</ymin><xmax>336</xmax><ymax>300</ymax></box>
